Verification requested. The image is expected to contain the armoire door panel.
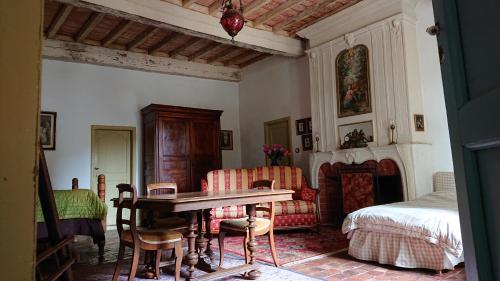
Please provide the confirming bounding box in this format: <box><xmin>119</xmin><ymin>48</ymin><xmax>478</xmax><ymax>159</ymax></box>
<box><xmin>160</xmin><ymin>158</ymin><xmax>189</xmax><ymax>192</ymax></box>
<box><xmin>191</xmin><ymin>120</ymin><xmax>218</xmax><ymax>156</ymax></box>
<box><xmin>159</xmin><ymin>119</ymin><xmax>189</xmax><ymax>156</ymax></box>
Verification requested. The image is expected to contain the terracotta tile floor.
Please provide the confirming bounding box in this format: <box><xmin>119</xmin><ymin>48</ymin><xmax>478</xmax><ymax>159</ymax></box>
<box><xmin>287</xmin><ymin>251</ymin><xmax>466</xmax><ymax>281</ymax></box>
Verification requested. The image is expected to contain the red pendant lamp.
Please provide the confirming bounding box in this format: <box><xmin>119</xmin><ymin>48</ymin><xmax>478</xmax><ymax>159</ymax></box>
<box><xmin>220</xmin><ymin>0</ymin><xmax>245</xmax><ymax>42</ymax></box>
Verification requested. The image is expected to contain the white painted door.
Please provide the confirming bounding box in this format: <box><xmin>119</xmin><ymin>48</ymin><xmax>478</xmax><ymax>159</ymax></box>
<box><xmin>433</xmin><ymin>0</ymin><xmax>500</xmax><ymax>279</ymax></box>
<box><xmin>92</xmin><ymin>129</ymin><xmax>132</xmax><ymax>227</ymax></box>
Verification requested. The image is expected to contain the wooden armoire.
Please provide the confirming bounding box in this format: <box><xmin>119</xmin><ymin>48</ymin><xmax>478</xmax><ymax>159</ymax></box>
<box><xmin>141</xmin><ymin>104</ymin><xmax>222</xmax><ymax>194</ymax></box>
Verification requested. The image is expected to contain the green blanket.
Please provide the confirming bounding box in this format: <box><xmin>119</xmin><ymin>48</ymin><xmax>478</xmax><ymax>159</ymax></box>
<box><xmin>36</xmin><ymin>189</ymin><xmax>107</xmax><ymax>222</ymax></box>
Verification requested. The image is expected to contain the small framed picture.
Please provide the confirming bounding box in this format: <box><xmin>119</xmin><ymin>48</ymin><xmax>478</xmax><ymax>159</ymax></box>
<box><xmin>296</xmin><ymin>119</ymin><xmax>306</xmax><ymax>135</ymax></box>
<box><xmin>220</xmin><ymin>130</ymin><xmax>233</xmax><ymax>150</ymax></box>
<box><xmin>414</xmin><ymin>114</ymin><xmax>425</xmax><ymax>131</ymax></box>
<box><xmin>305</xmin><ymin>118</ymin><xmax>312</xmax><ymax>134</ymax></box>
<box><xmin>302</xmin><ymin>134</ymin><xmax>313</xmax><ymax>151</ymax></box>
<box><xmin>40</xmin><ymin>111</ymin><xmax>57</xmax><ymax>150</ymax></box>
<box><xmin>338</xmin><ymin>120</ymin><xmax>374</xmax><ymax>149</ymax></box>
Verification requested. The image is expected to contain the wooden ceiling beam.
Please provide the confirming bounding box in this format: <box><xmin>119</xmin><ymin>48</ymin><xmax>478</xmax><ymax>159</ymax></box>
<box><xmin>75</xmin><ymin>12</ymin><xmax>105</xmax><ymax>42</ymax></box>
<box><xmin>127</xmin><ymin>26</ymin><xmax>160</xmax><ymax>50</ymax></box>
<box><xmin>149</xmin><ymin>32</ymin><xmax>181</xmax><ymax>55</ymax></box>
<box><xmin>238</xmin><ymin>53</ymin><xmax>271</xmax><ymax>67</ymax></box>
<box><xmin>243</xmin><ymin>0</ymin><xmax>270</xmax><ymax>17</ymax></box>
<box><xmin>44</xmin><ymin>39</ymin><xmax>241</xmax><ymax>81</ymax></box>
<box><xmin>272</xmin><ymin>0</ymin><xmax>333</xmax><ymax>32</ymax></box>
<box><xmin>102</xmin><ymin>20</ymin><xmax>133</xmax><ymax>47</ymax></box>
<box><xmin>47</xmin><ymin>4</ymin><xmax>73</xmax><ymax>39</ymax></box>
<box><xmin>188</xmin><ymin>41</ymin><xmax>220</xmax><ymax>61</ymax></box>
<box><xmin>168</xmin><ymin>37</ymin><xmax>203</xmax><ymax>57</ymax></box>
<box><xmin>182</xmin><ymin>0</ymin><xmax>198</xmax><ymax>8</ymax></box>
<box><xmin>223</xmin><ymin>50</ymin><xmax>258</xmax><ymax>66</ymax></box>
<box><xmin>252</xmin><ymin>0</ymin><xmax>303</xmax><ymax>27</ymax></box>
<box><xmin>206</xmin><ymin>46</ymin><xmax>239</xmax><ymax>64</ymax></box>
<box><xmin>54</xmin><ymin>0</ymin><xmax>303</xmax><ymax>56</ymax></box>
<box><xmin>208</xmin><ymin>1</ymin><xmax>220</xmax><ymax>16</ymax></box>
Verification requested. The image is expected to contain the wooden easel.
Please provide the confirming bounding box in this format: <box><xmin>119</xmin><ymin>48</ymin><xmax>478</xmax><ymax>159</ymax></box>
<box><xmin>36</xmin><ymin>148</ymin><xmax>76</xmax><ymax>281</ymax></box>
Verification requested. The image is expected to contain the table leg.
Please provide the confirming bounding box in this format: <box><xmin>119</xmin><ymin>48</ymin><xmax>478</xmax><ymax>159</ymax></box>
<box><xmin>246</xmin><ymin>204</ymin><xmax>261</xmax><ymax>279</ymax></box>
<box><xmin>203</xmin><ymin>209</ymin><xmax>214</xmax><ymax>260</ymax></box>
<box><xmin>186</xmin><ymin>210</ymin><xmax>199</xmax><ymax>280</ymax></box>
<box><xmin>196</xmin><ymin>211</ymin><xmax>207</xmax><ymax>256</ymax></box>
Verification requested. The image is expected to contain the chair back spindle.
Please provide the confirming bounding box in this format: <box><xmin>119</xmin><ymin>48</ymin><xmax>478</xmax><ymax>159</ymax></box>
<box><xmin>252</xmin><ymin>180</ymin><xmax>275</xmax><ymax>223</ymax></box>
<box><xmin>116</xmin><ymin>184</ymin><xmax>139</xmax><ymax>244</ymax></box>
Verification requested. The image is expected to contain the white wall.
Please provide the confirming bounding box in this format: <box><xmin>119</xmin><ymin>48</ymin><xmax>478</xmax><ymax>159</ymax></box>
<box><xmin>42</xmin><ymin>59</ymin><xmax>241</xmax><ymax>189</ymax></box>
<box><xmin>239</xmin><ymin>56</ymin><xmax>311</xmax><ymax>178</ymax></box>
<box><xmin>415</xmin><ymin>0</ymin><xmax>454</xmax><ymax>172</ymax></box>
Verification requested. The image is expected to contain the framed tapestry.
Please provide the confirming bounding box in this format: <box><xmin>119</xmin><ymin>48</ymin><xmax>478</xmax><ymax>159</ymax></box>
<box><xmin>40</xmin><ymin>111</ymin><xmax>57</xmax><ymax>150</ymax></box>
<box><xmin>336</xmin><ymin>44</ymin><xmax>372</xmax><ymax>118</ymax></box>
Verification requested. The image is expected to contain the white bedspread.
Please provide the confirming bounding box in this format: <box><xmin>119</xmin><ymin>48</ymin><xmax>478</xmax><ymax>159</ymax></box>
<box><xmin>342</xmin><ymin>191</ymin><xmax>462</xmax><ymax>258</ymax></box>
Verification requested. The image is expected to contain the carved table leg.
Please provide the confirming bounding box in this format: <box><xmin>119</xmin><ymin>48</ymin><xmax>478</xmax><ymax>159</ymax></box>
<box><xmin>186</xmin><ymin>210</ymin><xmax>199</xmax><ymax>280</ymax></box>
<box><xmin>196</xmin><ymin>211</ymin><xmax>207</xmax><ymax>256</ymax></box>
<box><xmin>203</xmin><ymin>209</ymin><xmax>214</xmax><ymax>260</ymax></box>
<box><xmin>196</xmin><ymin>209</ymin><xmax>216</xmax><ymax>272</ymax></box>
<box><xmin>246</xmin><ymin>204</ymin><xmax>261</xmax><ymax>279</ymax></box>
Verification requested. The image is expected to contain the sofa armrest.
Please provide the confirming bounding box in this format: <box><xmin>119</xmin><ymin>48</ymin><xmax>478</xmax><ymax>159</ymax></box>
<box><xmin>201</xmin><ymin>178</ymin><xmax>208</xmax><ymax>192</ymax></box>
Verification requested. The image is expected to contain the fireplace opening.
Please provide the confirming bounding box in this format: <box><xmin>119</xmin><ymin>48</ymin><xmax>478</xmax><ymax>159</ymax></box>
<box><xmin>318</xmin><ymin>159</ymin><xmax>403</xmax><ymax>227</ymax></box>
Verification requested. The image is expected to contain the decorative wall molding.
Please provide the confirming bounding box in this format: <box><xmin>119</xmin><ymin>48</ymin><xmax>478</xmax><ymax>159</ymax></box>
<box><xmin>344</xmin><ymin>33</ymin><xmax>356</xmax><ymax>48</ymax></box>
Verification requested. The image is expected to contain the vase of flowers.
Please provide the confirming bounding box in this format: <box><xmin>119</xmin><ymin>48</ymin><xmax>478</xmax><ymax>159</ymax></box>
<box><xmin>263</xmin><ymin>144</ymin><xmax>290</xmax><ymax>166</ymax></box>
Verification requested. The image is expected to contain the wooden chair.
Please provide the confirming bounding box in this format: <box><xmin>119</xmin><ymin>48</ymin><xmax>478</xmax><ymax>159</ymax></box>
<box><xmin>218</xmin><ymin>179</ymin><xmax>279</xmax><ymax>267</ymax></box>
<box><xmin>112</xmin><ymin>184</ymin><xmax>183</xmax><ymax>281</ymax></box>
<box><xmin>146</xmin><ymin>182</ymin><xmax>189</xmax><ymax>232</ymax></box>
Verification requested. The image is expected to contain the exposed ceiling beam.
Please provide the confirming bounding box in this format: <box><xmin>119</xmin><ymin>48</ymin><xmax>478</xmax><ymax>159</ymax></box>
<box><xmin>149</xmin><ymin>32</ymin><xmax>181</xmax><ymax>55</ymax></box>
<box><xmin>252</xmin><ymin>0</ymin><xmax>303</xmax><ymax>27</ymax></box>
<box><xmin>219</xmin><ymin>48</ymin><xmax>246</xmax><ymax>64</ymax></box>
<box><xmin>43</xmin><ymin>39</ymin><xmax>240</xmax><ymax>81</ymax></box>
<box><xmin>127</xmin><ymin>26</ymin><xmax>160</xmax><ymax>50</ymax></box>
<box><xmin>224</xmin><ymin>50</ymin><xmax>257</xmax><ymax>66</ymax></box>
<box><xmin>243</xmin><ymin>0</ymin><xmax>270</xmax><ymax>17</ymax></box>
<box><xmin>188</xmin><ymin>41</ymin><xmax>220</xmax><ymax>61</ymax></box>
<box><xmin>182</xmin><ymin>0</ymin><xmax>198</xmax><ymax>8</ymax></box>
<box><xmin>47</xmin><ymin>4</ymin><xmax>74</xmax><ymax>39</ymax></box>
<box><xmin>208</xmin><ymin>1</ymin><xmax>220</xmax><ymax>16</ymax></box>
<box><xmin>239</xmin><ymin>53</ymin><xmax>270</xmax><ymax>68</ymax></box>
<box><xmin>272</xmin><ymin>0</ymin><xmax>333</xmax><ymax>32</ymax></box>
<box><xmin>55</xmin><ymin>0</ymin><xmax>303</xmax><ymax>57</ymax></box>
<box><xmin>102</xmin><ymin>20</ymin><xmax>133</xmax><ymax>47</ymax></box>
<box><xmin>168</xmin><ymin>37</ymin><xmax>203</xmax><ymax>57</ymax></box>
<box><xmin>75</xmin><ymin>12</ymin><xmax>105</xmax><ymax>42</ymax></box>
<box><xmin>206</xmin><ymin>46</ymin><xmax>239</xmax><ymax>64</ymax></box>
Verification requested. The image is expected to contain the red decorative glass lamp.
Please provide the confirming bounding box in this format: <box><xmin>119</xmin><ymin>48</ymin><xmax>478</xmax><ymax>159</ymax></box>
<box><xmin>220</xmin><ymin>0</ymin><xmax>245</xmax><ymax>42</ymax></box>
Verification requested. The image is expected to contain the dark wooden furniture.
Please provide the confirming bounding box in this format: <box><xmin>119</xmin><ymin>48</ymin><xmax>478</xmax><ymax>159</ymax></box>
<box><xmin>218</xmin><ymin>180</ymin><xmax>279</xmax><ymax>267</ymax></box>
<box><xmin>37</xmin><ymin>148</ymin><xmax>76</xmax><ymax>281</ymax></box>
<box><xmin>113</xmin><ymin>188</ymin><xmax>294</xmax><ymax>280</ymax></box>
<box><xmin>146</xmin><ymin>182</ymin><xmax>188</xmax><ymax>233</ymax></box>
<box><xmin>112</xmin><ymin>184</ymin><xmax>183</xmax><ymax>281</ymax></box>
<box><xmin>141</xmin><ymin>104</ymin><xmax>223</xmax><ymax>194</ymax></box>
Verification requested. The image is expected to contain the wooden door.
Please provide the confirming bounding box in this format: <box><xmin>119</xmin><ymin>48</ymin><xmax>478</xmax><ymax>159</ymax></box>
<box><xmin>92</xmin><ymin>128</ymin><xmax>133</xmax><ymax>226</ymax></box>
<box><xmin>158</xmin><ymin>117</ymin><xmax>190</xmax><ymax>193</ymax></box>
<box><xmin>190</xmin><ymin>119</ymin><xmax>221</xmax><ymax>192</ymax></box>
<box><xmin>264</xmin><ymin>117</ymin><xmax>293</xmax><ymax>165</ymax></box>
<box><xmin>433</xmin><ymin>1</ymin><xmax>500</xmax><ymax>279</ymax></box>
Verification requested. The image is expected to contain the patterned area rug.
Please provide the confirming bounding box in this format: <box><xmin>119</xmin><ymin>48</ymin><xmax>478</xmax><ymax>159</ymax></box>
<box><xmin>213</xmin><ymin>227</ymin><xmax>349</xmax><ymax>266</ymax></box>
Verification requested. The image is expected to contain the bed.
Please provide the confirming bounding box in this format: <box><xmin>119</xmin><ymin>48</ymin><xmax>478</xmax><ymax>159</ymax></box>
<box><xmin>342</xmin><ymin>172</ymin><xmax>463</xmax><ymax>271</ymax></box>
<box><xmin>36</xmin><ymin>176</ymin><xmax>108</xmax><ymax>258</ymax></box>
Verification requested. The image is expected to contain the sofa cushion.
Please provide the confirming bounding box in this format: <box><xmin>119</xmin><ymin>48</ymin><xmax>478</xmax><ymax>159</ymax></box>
<box><xmin>206</xmin><ymin>169</ymin><xmax>255</xmax><ymax>193</ymax></box>
<box><xmin>261</xmin><ymin>200</ymin><xmax>316</xmax><ymax>216</ymax></box>
<box><xmin>254</xmin><ymin>166</ymin><xmax>303</xmax><ymax>199</ymax></box>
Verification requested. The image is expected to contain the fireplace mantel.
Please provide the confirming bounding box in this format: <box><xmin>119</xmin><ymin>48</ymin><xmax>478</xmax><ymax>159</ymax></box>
<box><xmin>310</xmin><ymin>143</ymin><xmax>433</xmax><ymax>201</ymax></box>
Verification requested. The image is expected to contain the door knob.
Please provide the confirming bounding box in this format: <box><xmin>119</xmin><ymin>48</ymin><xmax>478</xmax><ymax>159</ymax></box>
<box><xmin>426</xmin><ymin>23</ymin><xmax>440</xmax><ymax>36</ymax></box>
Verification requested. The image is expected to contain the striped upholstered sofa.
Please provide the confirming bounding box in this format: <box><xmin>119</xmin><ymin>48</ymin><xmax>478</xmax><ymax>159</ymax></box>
<box><xmin>201</xmin><ymin>166</ymin><xmax>319</xmax><ymax>232</ymax></box>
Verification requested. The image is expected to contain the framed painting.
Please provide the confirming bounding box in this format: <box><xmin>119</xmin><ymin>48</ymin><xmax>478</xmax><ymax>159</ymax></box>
<box><xmin>220</xmin><ymin>130</ymin><xmax>233</xmax><ymax>150</ymax></box>
<box><xmin>338</xmin><ymin>120</ymin><xmax>374</xmax><ymax>149</ymax></box>
<box><xmin>414</xmin><ymin>114</ymin><xmax>425</xmax><ymax>131</ymax></box>
<box><xmin>40</xmin><ymin>111</ymin><xmax>57</xmax><ymax>150</ymax></box>
<box><xmin>336</xmin><ymin>44</ymin><xmax>372</xmax><ymax>118</ymax></box>
<box><xmin>296</xmin><ymin>119</ymin><xmax>306</xmax><ymax>135</ymax></box>
<box><xmin>302</xmin><ymin>134</ymin><xmax>313</xmax><ymax>151</ymax></box>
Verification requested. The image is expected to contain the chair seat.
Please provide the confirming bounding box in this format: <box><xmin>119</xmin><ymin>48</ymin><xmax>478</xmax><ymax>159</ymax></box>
<box><xmin>219</xmin><ymin>217</ymin><xmax>271</xmax><ymax>233</ymax></box>
<box><xmin>122</xmin><ymin>229</ymin><xmax>182</xmax><ymax>245</ymax></box>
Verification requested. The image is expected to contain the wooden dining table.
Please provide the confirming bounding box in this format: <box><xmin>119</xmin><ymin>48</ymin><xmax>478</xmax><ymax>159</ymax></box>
<box><xmin>112</xmin><ymin>188</ymin><xmax>294</xmax><ymax>281</ymax></box>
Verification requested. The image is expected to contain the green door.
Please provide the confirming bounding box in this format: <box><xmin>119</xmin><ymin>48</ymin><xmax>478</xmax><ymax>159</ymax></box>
<box><xmin>433</xmin><ymin>0</ymin><xmax>500</xmax><ymax>280</ymax></box>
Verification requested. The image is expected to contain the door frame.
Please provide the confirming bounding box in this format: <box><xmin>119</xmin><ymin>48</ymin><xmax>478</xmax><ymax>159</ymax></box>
<box><xmin>264</xmin><ymin>117</ymin><xmax>294</xmax><ymax>165</ymax></box>
<box><xmin>90</xmin><ymin>125</ymin><xmax>136</xmax><ymax>193</ymax></box>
